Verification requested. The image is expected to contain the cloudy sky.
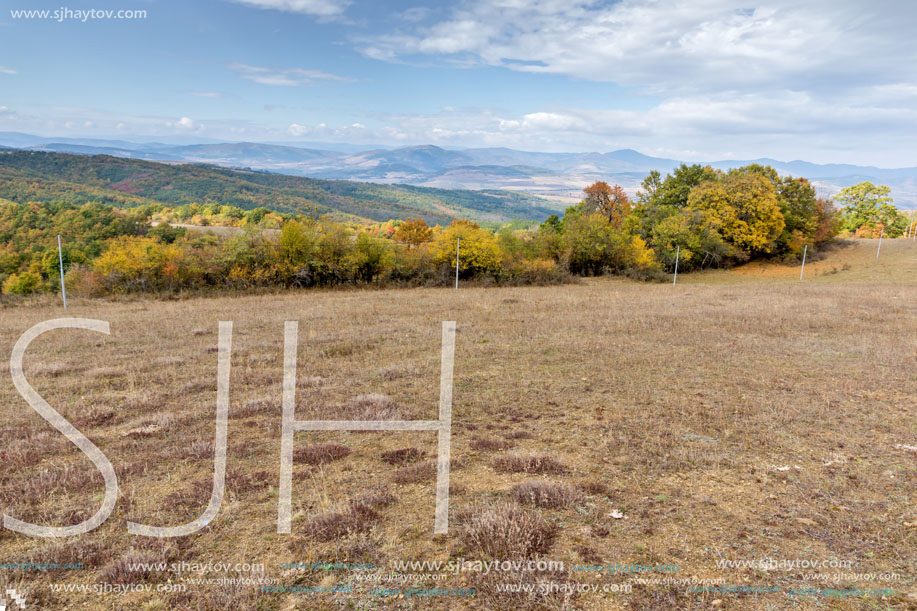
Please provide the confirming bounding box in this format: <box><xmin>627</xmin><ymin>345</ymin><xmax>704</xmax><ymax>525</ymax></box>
<box><xmin>2</xmin><ymin>0</ymin><xmax>916</xmax><ymax>165</ymax></box>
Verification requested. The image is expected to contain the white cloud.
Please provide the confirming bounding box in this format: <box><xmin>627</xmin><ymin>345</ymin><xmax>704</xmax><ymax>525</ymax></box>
<box><xmin>227</xmin><ymin>0</ymin><xmax>349</xmax><ymax>17</ymax></box>
<box><xmin>0</xmin><ymin>66</ymin><xmax>17</xmax><ymax>75</ymax></box>
<box><xmin>190</xmin><ymin>91</ymin><xmax>224</xmax><ymax>98</ymax></box>
<box><xmin>347</xmin><ymin>0</ymin><xmax>917</xmax><ymax>164</ymax></box>
<box><xmin>358</xmin><ymin>0</ymin><xmax>917</xmax><ymax>95</ymax></box>
<box><xmin>167</xmin><ymin>116</ymin><xmax>205</xmax><ymax>133</ymax></box>
<box><xmin>288</xmin><ymin>123</ymin><xmax>309</xmax><ymax>136</ymax></box>
<box><xmin>274</xmin><ymin>89</ymin><xmax>917</xmax><ymax>165</ymax></box>
<box><xmin>229</xmin><ymin>62</ymin><xmax>353</xmax><ymax>86</ymax></box>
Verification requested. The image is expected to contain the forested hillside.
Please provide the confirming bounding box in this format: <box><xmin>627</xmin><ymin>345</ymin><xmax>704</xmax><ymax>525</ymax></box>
<box><xmin>0</xmin><ymin>151</ymin><xmax>561</xmax><ymax>224</ymax></box>
<box><xmin>4</xmin><ymin>154</ymin><xmax>906</xmax><ymax>298</ymax></box>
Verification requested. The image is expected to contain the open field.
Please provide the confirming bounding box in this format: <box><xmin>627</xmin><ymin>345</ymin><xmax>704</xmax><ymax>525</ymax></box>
<box><xmin>1</xmin><ymin>241</ymin><xmax>916</xmax><ymax>610</ymax></box>
<box><xmin>684</xmin><ymin>238</ymin><xmax>917</xmax><ymax>285</ymax></box>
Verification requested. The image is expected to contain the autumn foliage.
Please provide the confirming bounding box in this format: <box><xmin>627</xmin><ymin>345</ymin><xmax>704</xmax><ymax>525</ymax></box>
<box><xmin>0</xmin><ymin>162</ymin><xmax>861</xmax><ymax>296</ymax></box>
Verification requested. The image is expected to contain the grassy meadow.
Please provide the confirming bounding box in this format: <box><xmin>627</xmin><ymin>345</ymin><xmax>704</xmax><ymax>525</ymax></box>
<box><xmin>0</xmin><ymin>238</ymin><xmax>915</xmax><ymax>610</ymax></box>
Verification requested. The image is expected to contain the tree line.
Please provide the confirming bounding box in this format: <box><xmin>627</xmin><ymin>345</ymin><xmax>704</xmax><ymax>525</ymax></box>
<box><xmin>0</xmin><ymin>164</ymin><xmax>904</xmax><ymax>296</ymax></box>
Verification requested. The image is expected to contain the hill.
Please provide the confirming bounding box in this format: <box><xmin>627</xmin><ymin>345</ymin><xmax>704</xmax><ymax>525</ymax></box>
<box><xmin>0</xmin><ymin>150</ymin><xmax>562</xmax><ymax>225</ymax></box>
<box><xmin>4</xmin><ymin>133</ymin><xmax>917</xmax><ymax>206</ymax></box>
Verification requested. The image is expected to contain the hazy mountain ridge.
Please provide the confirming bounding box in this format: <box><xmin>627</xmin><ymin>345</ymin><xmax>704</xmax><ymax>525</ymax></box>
<box><xmin>0</xmin><ymin>150</ymin><xmax>563</xmax><ymax>224</ymax></box>
<box><xmin>2</xmin><ymin>132</ymin><xmax>916</xmax><ymax>206</ymax></box>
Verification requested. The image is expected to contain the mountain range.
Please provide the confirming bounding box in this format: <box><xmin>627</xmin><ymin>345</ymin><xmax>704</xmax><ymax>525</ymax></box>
<box><xmin>0</xmin><ymin>150</ymin><xmax>560</xmax><ymax>225</ymax></box>
<box><xmin>2</xmin><ymin>132</ymin><xmax>916</xmax><ymax>207</ymax></box>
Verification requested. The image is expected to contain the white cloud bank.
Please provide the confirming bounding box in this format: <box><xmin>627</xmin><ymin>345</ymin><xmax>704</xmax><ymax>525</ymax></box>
<box><xmin>350</xmin><ymin>0</ymin><xmax>917</xmax><ymax>164</ymax></box>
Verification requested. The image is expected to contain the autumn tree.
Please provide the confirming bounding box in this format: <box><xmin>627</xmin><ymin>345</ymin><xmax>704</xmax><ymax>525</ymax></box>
<box><xmin>394</xmin><ymin>217</ymin><xmax>433</xmax><ymax>246</ymax></box>
<box><xmin>582</xmin><ymin>182</ymin><xmax>630</xmax><ymax>226</ymax></box>
<box><xmin>432</xmin><ymin>219</ymin><xmax>502</xmax><ymax>278</ymax></box>
<box><xmin>687</xmin><ymin>173</ymin><xmax>785</xmax><ymax>255</ymax></box>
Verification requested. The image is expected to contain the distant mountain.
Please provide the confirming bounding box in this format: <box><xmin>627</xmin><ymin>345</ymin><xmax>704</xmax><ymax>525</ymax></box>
<box><xmin>0</xmin><ymin>150</ymin><xmax>563</xmax><ymax>224</ymax></box>
<box><xmin>174</xmin><ymin>142</ymin><xmax>337</xmax><ymax>165</ymax></box>
<box><xmin>1</xmin><ymin>132</ymin><xmax>916</xmax><ymax>206</ymax></box>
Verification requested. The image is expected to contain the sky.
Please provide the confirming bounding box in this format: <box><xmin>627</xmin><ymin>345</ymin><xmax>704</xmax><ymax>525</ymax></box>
<box><xmin>1</xmin><ymin>0</ymin><xmax>917</xmax><ymax>166</ymax></box>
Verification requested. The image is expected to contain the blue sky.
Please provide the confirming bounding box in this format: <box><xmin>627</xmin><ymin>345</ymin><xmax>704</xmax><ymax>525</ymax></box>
<box><xmin>1</xmin><ymin>0</ymin><xmax>916</xmax><ymax>166</ymax></box>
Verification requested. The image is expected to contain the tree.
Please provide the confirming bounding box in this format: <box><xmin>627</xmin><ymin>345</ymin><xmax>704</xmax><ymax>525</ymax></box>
<box><xmin>393</xmin><ymin>217</ymin><xmax>433</xmax><ymax>246</ymax></box>
<box><xmin>687</xmin><ymin>174</ymin><xmax>785</xmax><ymax>255</ymax></box>
<box><xmin>345</xmin><ymin>232</ymin><xmax>391</xmax><ymax>283</ymax></box>
<box><xmin>432</xmin><ymin>220</ymin><xmax>502</xmax><ymax>278</ymax></box>
<box><xmin>813</xmin><ymin>197</ymin><xmax>842</xmax><ymax>245</ymax></box>
<box><xmin>277</xmin><ymin>220</ymin><xmax>315</xmax><ymax>266</ymax></box>
<box><xmin>649</xmin><ymin>208</ymin><xmax>733</xmax><ymax>271</ymax></box>
<box><xmin>775</xmin><ymin>177</ymin><xmax>818</xmax><ymax>255</ymax></box>
<box><xmin>835</xmin><ymin>182</ymin><xmax>906</xmax><ymax>236</ymax></box>
<box><xmin>637</xmin><ymin>164</ymin><xmax>720</xmax><ymax>210</ymax></box>
<box><xmin>563</xmin><ymin>212</ymin><xmax>629</xmax><ymax>275</ymax></box>
<box><xmin>582</xmin><ymin>182</ymin><xmax>630</xmax><ymax>226</ymax></box>
<box><xmin>722</xmin><ymin>173</ymin><xmax>785</xmax><ymax>253</ymax></box>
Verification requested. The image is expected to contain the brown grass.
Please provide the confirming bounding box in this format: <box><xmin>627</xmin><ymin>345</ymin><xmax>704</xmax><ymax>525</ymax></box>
<box><xmin>512</xmin><ymin>480</ymin><xmax>583</xmax><ymax>508</ymax></box>
<box><xmin>2</xmin><ymin>243</ymin><xmax>916</xmax><ymax>609</ymax></box>
<box><xmin>471</xmin><ymin>436</ymin><xmax>515</xmax><ymax>451</ymax></box>
<box><xmin>493</xmin><ymin>452</ymin><xmax>570</xmax><ymax>474</ymax></box>
<box><xmin>293</xmin><ymin>442</ymin><xmax>352</xmax><ymax>465</ymax></box>
<box><xmin>340</xmin><ymin>393</ymin><xmax>401</xmax><ymax>420</ymax></box>
<box><xmin>380</xmin><ymin>446</ymin><xmax>425</xmax><ymax>465</ymax></box>
<box><xmin>392</xmin><ymin>460</ymin><xmax>437</xmax><ymax>484</ymax></box>
<box><xmin>301</xmin><ymin>492</ymin><xmax>395</xmax><ymax>542</ymax></box>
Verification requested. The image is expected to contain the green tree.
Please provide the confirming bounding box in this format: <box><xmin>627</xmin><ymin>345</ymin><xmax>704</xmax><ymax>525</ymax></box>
<box><xmin>835</xmin><ymin>182</ymin><xmax>905</xmax><ymax>236</ymax></box>
<box><xmin>277</xmin><ymin>220</ymin><xmax>316</xmax><ymax>266</ymax></box>
<box><xmin>345</xmin><ymin>233</ymin><xmax>391</xmax><ymax>283</ymax></box>
<box><xmin>562</xmin><ymin>212</ymin><xmax>629</xmax><ymax>275</ymax></box>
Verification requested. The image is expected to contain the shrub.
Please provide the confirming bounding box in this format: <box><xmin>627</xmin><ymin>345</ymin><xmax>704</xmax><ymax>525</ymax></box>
<box><xmin>460</xmin><ymin>502</ymin><xmax>558</xmax><ymax>558</ymax></box>
<box><xmin>493</xmin><ymin>453</ymin><xmax>570</xmax><ymax>475</ymax></box>
<box><xmin>294</xmin><ymin>443</ymin><xmax>352</xmax><ymax>465</ymax></box>
<box><xmin>432</xmin><ymin>219</ymin><xmax>503</xmax><ymax>278</ymax></box>
<box><xmin>380</xmin><ymin>447</ymin><xmax>425</xmax><ymax>465</ymax></box>
<box><xmin>302</xmin><ymin>493</ymin><xmax>394</xmax><ymax>541</ymax></box>
<box><xmin>471</xmin><ymin>436</ymin><xmax>514</xmax><ymax>452</ymax></box>
<box><xmin>392</xmin><ymin>461</ymin><xmax>437</xmax><ymax>484</ymax></box>
<box><xmin>512</xmin><ymin>480</ymin><xmax>582</xmax><ymax>508</ymax></box>
<box><xmin>2</xmin><ymin>271</ymin><xmax>45</xmax><ymax>295</ymax></box>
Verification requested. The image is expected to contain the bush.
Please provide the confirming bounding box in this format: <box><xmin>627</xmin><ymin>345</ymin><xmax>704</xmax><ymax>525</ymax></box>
<box><xmin>460</xmin><ymin>502</ymin><xmax>558</xmax><ymax>558</ymax></box>
<box><xmin>294</xmin><ymin>443</ymin><xmax>352</xmax><ymax>465</ymax></box>
<box><xmin>2</xmin><ymin>271</ymin><xmax>46</xmax><ymax>295</ymax></box>
<box><xmin>512</xmin><ymin>480</ymin><xmax>582</xmax><ymax>508</ymax></box>
<box><xmin>493</xmin><ymin>453</ymin><xmax>570</xmax><ymax>474</ymax></box>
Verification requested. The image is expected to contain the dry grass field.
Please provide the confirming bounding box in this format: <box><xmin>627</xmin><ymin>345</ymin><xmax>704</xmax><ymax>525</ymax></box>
<box><xmin>1</xmin><ymin>238</ymin><xmax>916</xmax><ymax>610</ymax></box>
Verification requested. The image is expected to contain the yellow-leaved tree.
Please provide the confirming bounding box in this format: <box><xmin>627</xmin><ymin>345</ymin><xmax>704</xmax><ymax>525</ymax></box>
<box><xmin>688</xmin><ymin>173</ymin><xmax>785</xmax><ymax>254</ymax></box>
<box><xmin>432</xmin><ymin>219</ymin><xmax>502</xmax><ymax>278</ymax></box>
